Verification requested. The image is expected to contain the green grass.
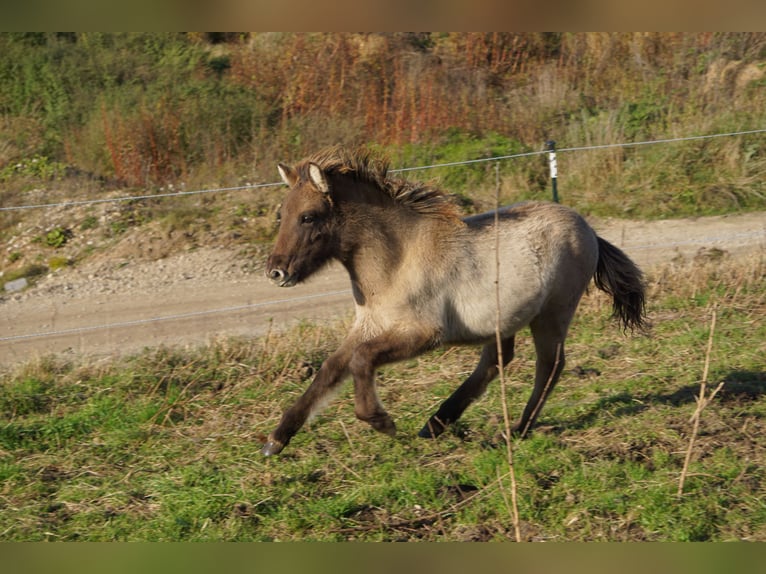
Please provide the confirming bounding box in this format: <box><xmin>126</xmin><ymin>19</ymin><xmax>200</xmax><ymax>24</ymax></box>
<box><xmin>1</xmin><ymin>256</ymin><xmax>764</xmax><ymax>541</ymax></box>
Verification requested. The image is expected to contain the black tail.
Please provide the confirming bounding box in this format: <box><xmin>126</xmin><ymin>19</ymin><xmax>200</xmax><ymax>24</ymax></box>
<box><xmin>594</xmin><ymin>236</ymin><xmax>647</xmax><ymax>332</ymax></box>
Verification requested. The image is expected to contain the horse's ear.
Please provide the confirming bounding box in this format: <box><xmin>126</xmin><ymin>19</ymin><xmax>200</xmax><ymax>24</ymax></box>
<box><xmin>308</xmin><ymin>163</ymin><xmax>330</xmax><ymax>194</ymax></box>
<box><xmin>277</xmin><ymin>163</ymin><xmax>298</xmax><ymax>187</ymax></box>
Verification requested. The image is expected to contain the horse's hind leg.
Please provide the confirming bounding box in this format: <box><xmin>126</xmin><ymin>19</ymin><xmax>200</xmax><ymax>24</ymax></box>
<box><xmin>419</xmin><ymin>337</ymin><xmax>515</xmax><ymax>438</ymax></box>
<box><xmin>512</xmin><ymin>314</ymin><xmax>568</xmax><ymax>437</ymax></box>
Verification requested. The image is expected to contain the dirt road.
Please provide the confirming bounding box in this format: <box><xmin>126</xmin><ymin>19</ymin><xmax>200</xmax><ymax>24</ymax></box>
<box><xmin>1</xmin><ymin>211</ymin><xmax>764</xmax><ymax>366</ymax></box>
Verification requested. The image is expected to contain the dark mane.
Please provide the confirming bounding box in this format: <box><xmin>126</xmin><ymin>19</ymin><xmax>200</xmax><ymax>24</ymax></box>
<box><xmin>296</xmin><ymin>145</ymin><xmax>461</xmax><ymax>220</ymax></box>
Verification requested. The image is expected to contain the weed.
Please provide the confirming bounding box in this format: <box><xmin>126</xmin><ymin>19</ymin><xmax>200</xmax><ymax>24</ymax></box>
<box><xmin>47</xmin><ymin>256</ymin><xmax>71</xmax><ymax>271</ymax></box>
<box><xmin>80</xmin><ymin>215</ymin><xmax>98</xmax><ymax>230</ymax></box>
<box><xmin>0</xmin><ymin>33</ymin><xmax>764</xmax><ymax>213</ymax></box>
<box><xmin>44</xmin><ymin>227</ymin><xmax>72</xmax><ymax>248</ymax></box>
<box><xmin>108</xmin><ymin>220</ymin><xmax>128</xmax><ymax>237</ymax></box>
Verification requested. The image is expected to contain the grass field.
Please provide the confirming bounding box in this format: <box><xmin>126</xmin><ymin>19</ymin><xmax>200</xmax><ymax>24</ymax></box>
<box><xmin>0</xmin><ymin>254</ymin><xmax>764</xmax><ymax>541</ymax></box>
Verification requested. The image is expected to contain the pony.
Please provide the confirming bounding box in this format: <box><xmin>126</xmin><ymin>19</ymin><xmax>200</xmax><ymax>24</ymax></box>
<box><xmin>262</xmin><ymin>145</ymin><xmax>645</xmax><ymax>455</ymax></box>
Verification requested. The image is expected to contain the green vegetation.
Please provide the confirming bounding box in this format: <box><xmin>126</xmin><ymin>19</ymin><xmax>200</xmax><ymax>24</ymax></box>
<box><xmin>44</xmin><ymin>227</ymin><xmax>71</xmax><ymax>248</ymax></box>
<box><xmin>0</xmin><ymin>155</ymin><xmax>67</xmax><ymax>183</ymax></box>
<box><xmin>1</xmin><ymin>257</ymin><xmax>763</xmax><ymax>541</ymax></box>
<box><xmin>47</xmin><ymin>256</ymin><xmax>70</xmax><ymax>271</ymax></box>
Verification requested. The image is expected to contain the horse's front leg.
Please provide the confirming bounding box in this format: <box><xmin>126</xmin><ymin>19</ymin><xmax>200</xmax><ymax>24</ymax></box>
<box><xmin>262</xmin><ymin>343</ymin><xmax>354</xmax><ymax>456</ymax></box>
<box><xmin>348</xmin><ymin>328</ymin><xmax>437</xmax><ymax>437</ymax></box>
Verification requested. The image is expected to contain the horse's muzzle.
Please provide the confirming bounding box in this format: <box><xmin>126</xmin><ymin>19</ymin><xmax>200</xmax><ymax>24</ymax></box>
<box><xmin>266</xmin><ymin>267</ymin><xmax>297</xmax><ymax>287</ymax></box>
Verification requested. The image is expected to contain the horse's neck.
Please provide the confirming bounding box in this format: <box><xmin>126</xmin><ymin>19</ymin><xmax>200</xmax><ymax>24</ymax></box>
<box><xmin>336</xmin><ymin>201</ymin><xmax>422</xmax><ymax>300</ymax></box>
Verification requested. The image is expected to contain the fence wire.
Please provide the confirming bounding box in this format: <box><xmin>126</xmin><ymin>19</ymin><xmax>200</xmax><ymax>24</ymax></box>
<box><xmin>2</xmin><ymin>128</ymin><xmax>765</xmax><ymax>212</ymax></box>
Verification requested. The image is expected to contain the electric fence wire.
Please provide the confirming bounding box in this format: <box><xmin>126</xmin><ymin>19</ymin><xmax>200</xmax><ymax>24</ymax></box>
<box><xmin>2</xmin><ymin>128</ymin><xmax>765</xmax><ymax>212</ymax></box>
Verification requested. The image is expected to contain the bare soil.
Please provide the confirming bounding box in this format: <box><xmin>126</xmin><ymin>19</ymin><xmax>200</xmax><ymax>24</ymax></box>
<box><xmin>1</xmin><ymin>211</ymin><xmax>764</xmax><ymax>366</ymax></box>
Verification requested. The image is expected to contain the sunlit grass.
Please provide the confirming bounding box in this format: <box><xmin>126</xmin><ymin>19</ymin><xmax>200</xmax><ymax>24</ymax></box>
<box><xmin>0</xmin><ymin>255</ymin><xmax>764</xmax><ymax>541</ymax></box>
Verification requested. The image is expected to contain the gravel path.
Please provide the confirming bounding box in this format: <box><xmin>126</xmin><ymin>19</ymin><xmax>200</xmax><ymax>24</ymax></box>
<box><xmin>1</xmin><ymin>211</ymin><xmax>764</xmax><ymax>366</ymax></box>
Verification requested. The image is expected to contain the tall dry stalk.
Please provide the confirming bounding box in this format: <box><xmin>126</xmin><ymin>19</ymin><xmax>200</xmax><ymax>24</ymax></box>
<box><xmin>678</xmin><ymin>307</ymin><xmax>725</xmax><ymax>496</ymax></box>
<box><xmin>494</xmin><ymin>162</ymin><xmax>522</xmax><ymax>542</ymax></box>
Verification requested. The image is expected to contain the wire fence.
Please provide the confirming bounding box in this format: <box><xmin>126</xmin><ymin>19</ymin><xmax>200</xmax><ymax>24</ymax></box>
<box><xmin>2</xmin><ymin>128</ymin><xmax>766</xmax><ymax>212</ymax></box>
<box><xmin>2</xmin><ymin>127</ymin><xmax>765</xmax><ymax>348</ymax></box>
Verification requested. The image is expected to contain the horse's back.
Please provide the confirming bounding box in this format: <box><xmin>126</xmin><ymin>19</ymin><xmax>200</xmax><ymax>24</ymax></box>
<box><xmin>509</xmin><ymin>201</ymin><xmax>598</xmax><ymax>290</ymax></box>
<box><xmin>442</xmin><ymin>201</ymin><xmax>599</xmax><ymax>342</ymax></box>
<box><xmin>464</xmin><ymin>201</ymin><xmax>598</xmax><ymax>266</ymax></box>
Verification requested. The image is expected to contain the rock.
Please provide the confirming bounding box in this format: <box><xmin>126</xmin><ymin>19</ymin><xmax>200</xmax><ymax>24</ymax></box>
<box><xmin>4</xmin><ymin>277</ymin><xmax>28</xmax><ymax>293</ymax></box>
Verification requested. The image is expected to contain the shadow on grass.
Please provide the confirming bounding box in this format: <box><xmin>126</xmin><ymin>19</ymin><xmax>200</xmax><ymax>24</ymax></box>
<box><xmin>651</xmin><ymin>369</ymin><xmax>766</xmax><ymax>406</ymax></box>
<box><xmin>550</xmin><ymin>369</ymin><xmax>766</xmax><ymax>433</ymax></box>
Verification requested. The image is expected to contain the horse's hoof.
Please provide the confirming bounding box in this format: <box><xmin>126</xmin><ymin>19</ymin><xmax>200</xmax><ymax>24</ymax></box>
<box><xmin>261</xmin><ymin>439</ymin><xmax>285</xmax><ymax>456</ymax></box>
<box><xmin>371</xmin><ymin>416</ymin><xmax>397</xmax><ymax>437</ymax></box>
<box><xmin>417</xmin><ymin>418</ymin><xmax>446</xmax><ymax>439</ymax></box>
<box><xmin>510</xmin><ymin>420</ymin><xmax>531</xmax><ymax>439</ymax></box>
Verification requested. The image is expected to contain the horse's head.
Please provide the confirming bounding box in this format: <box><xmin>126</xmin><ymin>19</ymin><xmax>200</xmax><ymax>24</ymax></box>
<box><xmin>266</xmin><ymin>161</ymin><xmax>336</xmax><ymax>287</ymax></box>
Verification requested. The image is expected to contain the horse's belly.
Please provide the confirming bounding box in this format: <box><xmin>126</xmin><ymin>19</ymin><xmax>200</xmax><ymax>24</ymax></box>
<box><xmin>442</xmin><ymin>281</ymin><xmax>544</xmax><ymax>343</ymax></box>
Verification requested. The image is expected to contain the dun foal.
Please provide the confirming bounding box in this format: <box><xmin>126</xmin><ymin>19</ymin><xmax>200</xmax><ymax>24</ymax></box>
<box><xmin>262</xmin><ymin>146</ymin><xmax>645</xmax><ymax>456</ymax></box>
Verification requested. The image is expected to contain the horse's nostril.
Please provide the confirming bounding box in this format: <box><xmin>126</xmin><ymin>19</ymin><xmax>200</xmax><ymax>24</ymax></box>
<box><xmin>268</xmin><ymin>268</ymin><xmax>286</xmax><ymax>282</ymax></box>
